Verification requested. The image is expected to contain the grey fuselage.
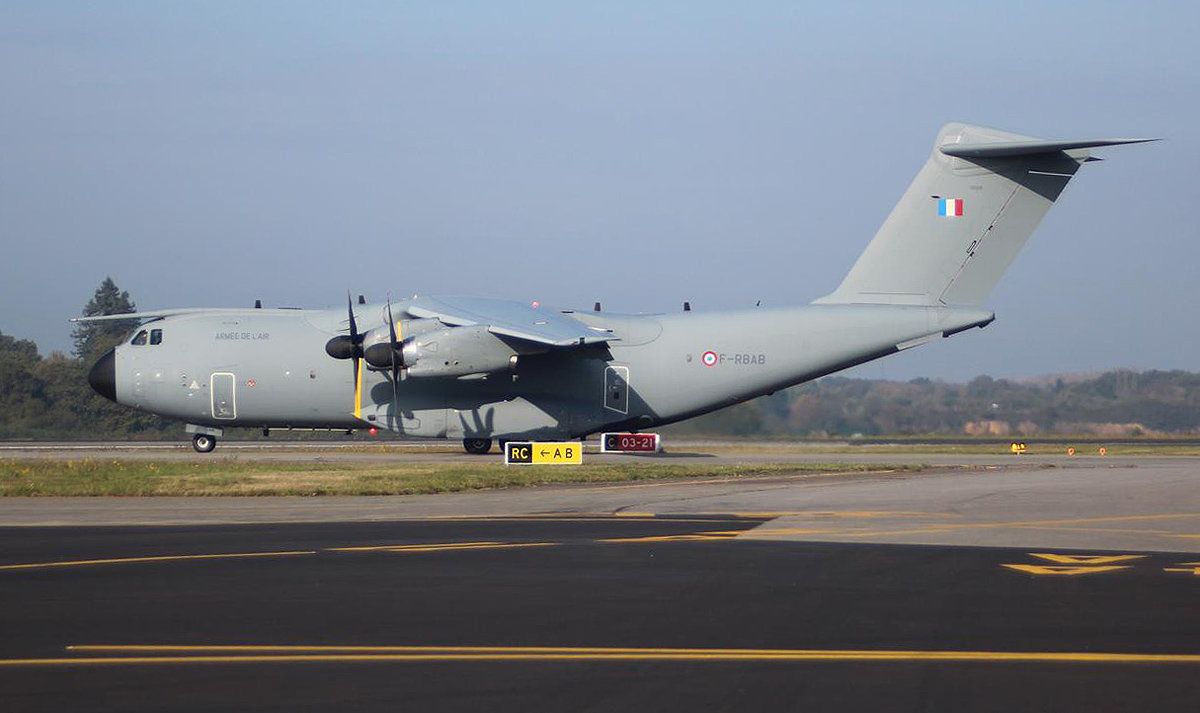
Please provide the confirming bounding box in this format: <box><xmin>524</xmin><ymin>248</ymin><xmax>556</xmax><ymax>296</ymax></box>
<box><xmin>92</xmin><ymin>121</ymin><xmax>1148</xmax><ymax>439</ymax></box>
<box><xmin>106</xmin><ymin>299</ymin><xmax>993</xmax><ymax>440</ymax></box>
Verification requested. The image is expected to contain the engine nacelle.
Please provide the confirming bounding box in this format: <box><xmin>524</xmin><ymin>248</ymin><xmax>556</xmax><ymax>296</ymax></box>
<box><xmin>402</xmin><ymin>325</ymin><xmax>521</xmax><ymax>378</ymax></box>
<box><xmin>361</xmin><ymin>318</ymin><xmax>440</xmax><ymax>369</ymax></box>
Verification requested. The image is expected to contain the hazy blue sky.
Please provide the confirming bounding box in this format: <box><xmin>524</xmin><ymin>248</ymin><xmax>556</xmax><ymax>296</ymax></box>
<box><xmin>1</xmin><ymin>2</ymin><xmax>1196</xmax><ymax>381</ymax></box>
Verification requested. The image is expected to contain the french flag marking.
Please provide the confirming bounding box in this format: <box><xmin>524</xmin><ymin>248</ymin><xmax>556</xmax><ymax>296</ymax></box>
<box><xmin>938</xmin><ymin>198</ymin><xmax>964</xmax><ymax>217</ymax></box>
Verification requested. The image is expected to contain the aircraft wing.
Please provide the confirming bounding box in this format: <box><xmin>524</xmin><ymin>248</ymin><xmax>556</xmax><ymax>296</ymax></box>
<box><xmin>405</xmin><ymin>295</ymin><xmax>614</xmax><ymax>347</ymax></box>
<box><xmin>70</xmin><ymin>308</ymin><xmax>263</xmax><ymax>323</ymax></box>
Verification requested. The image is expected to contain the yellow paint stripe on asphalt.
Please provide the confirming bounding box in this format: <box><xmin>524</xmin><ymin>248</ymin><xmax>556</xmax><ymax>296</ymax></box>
<box><xmin>624</xmin><ymin>510</ymin><xmax>953</xmax><ymax>520</ymax></box>
<box><xmin>0</xmin><ymin>551</ymin><xmax>316</xmax><ymax>571</ymax></box>
<box><xmin>1014</xmin><ymin>525</ymin><xmax>1183</xmax><ymax>536</ymax></box>
<box><xmin>932</xmin><ymin>511</ymin><xmax>1200</xmax><ymax>530</ymax></box>
<box><xmin>600</xmin><ymin>534</ymin><xmax>735</xmax><ymax>543</ymax></box>
<box><xmin>385</xmin><ymin>542</ymin><xmax>560</xmax><ymax>553</ymax></box>
<box><xmin>782</xmin><ymin>511</ymin><xmax>953</xmax><ymax>519</ymax></box>
<box><xmin>330</xmin><ymin>542</ymin><xmax>559</xmax><ymax>553</ymax></box>
<box><xmin>328</xmin><ymin>542</ymin><xmax>502</xmax><ymax>552</ymax></box>
<box><xmin>737</xmin><ymin>528</ymin><xmax>833</xmax><ymax>536</ymax></box>
<box><xmin>817</xmin><ymin>511</ymin><xmax>1200</xmax><ymax>539</ymax></box>
<box><xmin>1002</xmin><ymin>564</ymin><xmax>1130</xmax><ymax>576</ymax></box>
<box><xmin>416</xmin><ymin>515</ymin><xmax>746</xmax><ymax>524</ymax></box>
<box><xmin>1028</xmin><ymin>554</ymin><xmax>1145</xmax><ymax>565</ymax></box>
<box><xmin>13</xmin><ymin>645</ymin><xmax>1200</xmax><ymax>666</ymax></box>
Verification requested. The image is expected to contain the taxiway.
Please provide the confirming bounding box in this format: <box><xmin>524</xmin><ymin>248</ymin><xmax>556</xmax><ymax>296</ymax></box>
<box><xmin>1</xmin><ymin>446</ymin><xmax>1197</xmax><ymax>711</ymax></box>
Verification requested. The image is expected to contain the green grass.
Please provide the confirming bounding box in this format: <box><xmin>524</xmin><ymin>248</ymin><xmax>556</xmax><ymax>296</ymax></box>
<box><xmin>0</xmin><ymin>458</ymin><xmax>922</xmax><ymax>497</ymax></box>
<box><xmin>682</xmin><ymin>442</ymin><xmax>1200</xmax><ymax>456</ymax></box>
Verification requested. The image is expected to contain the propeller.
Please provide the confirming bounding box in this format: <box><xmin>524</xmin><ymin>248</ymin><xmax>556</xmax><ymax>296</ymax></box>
<box><xmin>324</xmin><ymin>292</ymin><xmax>366</xmax><ymax>410</ymax></box>
<box><xmin>324</xmin><ymin>291</ymin><xmax>404</xmax><ymax>427</ymax></box>
<box><xmin>386</xmin><ymin>295</ymin><xmax>401</xmax><ymax>428</ymax></box>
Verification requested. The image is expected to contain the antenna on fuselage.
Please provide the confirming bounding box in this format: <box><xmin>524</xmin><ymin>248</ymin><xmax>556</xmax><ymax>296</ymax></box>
<box><xmin>683</xmin><ymin>301</ymin><xmax>691</xmax><ymax>312</ymax></box>
<box><xmin>254</xmin><ymin>299</ymin><xmax>262</xmax><ymax>309</ymax></box>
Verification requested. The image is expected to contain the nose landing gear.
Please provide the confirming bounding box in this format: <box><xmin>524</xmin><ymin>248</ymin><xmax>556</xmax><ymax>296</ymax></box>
<box><xmin>192</xmin><ymin>433</ymin><xmax>217</xmax><ymax>453</ymax></box>
<box><xmin>462</xmin><ymin>438</ymin><xmax>492</xmax><ymax>455</ymax></box>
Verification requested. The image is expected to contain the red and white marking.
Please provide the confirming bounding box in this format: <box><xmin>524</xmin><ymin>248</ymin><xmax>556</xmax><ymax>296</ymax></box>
<box><xmin>701</xmin><ymin>351</ymin><xmax>718</xmax><ymax>367</ymax></box>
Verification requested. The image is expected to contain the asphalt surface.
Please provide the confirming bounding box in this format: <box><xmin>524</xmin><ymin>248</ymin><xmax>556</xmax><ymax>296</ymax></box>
<box><xmin>2</xmin><ymin>516</ymin><xmax>1199</xmax><ymax>712</ymax></box>
<box><xmin>3</xmin><ymin>452</ymin><xmax>1199</xmax><ymax>553</ymax></box>
<box><xmin>3</xmin><ymin>444</ymin><xmax>1200</xmax><ymax>710</ymax></box>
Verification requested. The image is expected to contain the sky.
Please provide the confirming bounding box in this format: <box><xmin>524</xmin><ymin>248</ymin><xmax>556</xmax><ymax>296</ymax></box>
<box><xmin>1</xmin><ymin>1</ymin><xmax>1197</xmax><ymax>382</ymax></box>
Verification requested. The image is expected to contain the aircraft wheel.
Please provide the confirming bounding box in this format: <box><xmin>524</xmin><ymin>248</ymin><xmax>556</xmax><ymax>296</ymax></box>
<box><xmin>463</xmin><ymin>438</ymin><xmax>492</xmax><ymax>455</ymax></box>
<box><xmin>192</xmin><ymin>434</ymin><xmax>217</xmax><ymax>453</ymax></box>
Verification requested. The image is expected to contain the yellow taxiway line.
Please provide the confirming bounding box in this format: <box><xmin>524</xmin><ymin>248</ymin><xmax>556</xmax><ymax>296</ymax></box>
<box><xmin>814</xmin><ymin>511</ymin><xmax>1200</xmax><ymax>540</ymax></box>
<box><xmin>0</xmin><ymin>551</ymin><xmax>316</xmax><ymax>571</ymax></box>
<box><xmin>600</xmin><ymin>533</ymin><xmax>737</xmax><ymax>543</ymax></box>
<box><xmin>0</xmin><ymin>644</ymin><xmax>1189</xmax><ymax>666</ymax></box>
<box><xmin>329</xmin><ymin>542</ymin><xmax>559</xmax><ymax>553</ymax></box>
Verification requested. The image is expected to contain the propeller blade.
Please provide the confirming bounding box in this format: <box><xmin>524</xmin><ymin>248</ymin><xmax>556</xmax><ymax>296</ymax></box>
<box><xmin>344</xmin><ymin>291</ymin><xmax>363</xmax><ymax>421</ymax></box>
<box><xmin>348</xmin><ymin>291</ymin><xmax>361</xmax><ymax>406</ymax></box>
<box><xmin>346</xmin><ymin>291</ymin><xmax>360</xmax><ymax>346</ymax></box>
<box><xmin>386</xmin><ymin>295</ymin><xmax>398</xmax><ymax>352</ymax></box>
<box><xmin>386</xmin><ymin>295</ymin><xmax>401</xmax><ymax>428</ymax></box>
<box><xmin>323</xmin><ymin>293</ymin><xmax>365</xmax><ymax>361</ymax></box>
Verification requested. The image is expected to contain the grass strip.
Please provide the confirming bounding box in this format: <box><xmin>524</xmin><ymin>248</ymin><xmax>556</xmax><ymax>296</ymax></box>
<box><xmin>668</xmin><ymin>443</ymin><xmax>1200</xmax><ymax>456</ymax></box>
<box><xmin>0</xmin><ymin>458</ymin><xmax>921</xmax><ymax>497</ymax></box>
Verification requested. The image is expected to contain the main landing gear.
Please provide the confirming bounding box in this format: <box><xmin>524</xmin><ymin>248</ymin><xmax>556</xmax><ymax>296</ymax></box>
<box><xmin>192</xmin><ymin>433</ymin><xmax>217</xmax><ymax>453</ymax></box>
<box><xmin>462</xmin><ymin>438</ymin><xmax>492</xmax><ymax>455</ymax></box>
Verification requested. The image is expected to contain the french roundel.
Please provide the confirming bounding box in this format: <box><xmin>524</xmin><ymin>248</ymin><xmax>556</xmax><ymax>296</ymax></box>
<box><xmin>701</xmin><ymin>351</ymin><xmax>718</xmax><ymax>366</ymax></box>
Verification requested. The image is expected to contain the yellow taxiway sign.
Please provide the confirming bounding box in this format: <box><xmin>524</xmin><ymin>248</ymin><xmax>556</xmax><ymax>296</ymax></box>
<box><xmin>504</xmin><ymin>441</ymin><xmax>583</xmax><ymax>465</ymax></box>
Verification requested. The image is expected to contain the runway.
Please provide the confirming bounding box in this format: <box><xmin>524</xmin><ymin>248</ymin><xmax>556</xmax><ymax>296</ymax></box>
<box><xmin>2</xmin><ymin>516</ymin><xmax>1198</xmax><ymax>712</ymax></box>
<box><xmin>1</xmin><ymin>445</ymin><xmax>1198</xmax><ymax>710</ymax></box>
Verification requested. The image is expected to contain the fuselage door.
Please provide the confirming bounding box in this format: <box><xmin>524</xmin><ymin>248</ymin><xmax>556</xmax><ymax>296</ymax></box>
<box><xmin>604</xmin><ymin>365</ymin><xmax>629</xmax><ymax>415</ymax></box>
<box><xmin>211</xmin><ymin>372</ymin><xmax>237</xmax><ymax>420</ymax></box>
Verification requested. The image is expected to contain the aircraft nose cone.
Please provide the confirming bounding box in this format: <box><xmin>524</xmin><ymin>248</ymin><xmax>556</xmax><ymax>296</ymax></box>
<box><xmin>88</xmin><ymin>348</ymin><xmax>117</xmax><ymax>402</ymax></box>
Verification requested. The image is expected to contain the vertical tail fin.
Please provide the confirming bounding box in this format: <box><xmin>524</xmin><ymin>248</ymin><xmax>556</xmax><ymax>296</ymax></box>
<box><xmin>815</xmin><ymin>123</ymin><xmax>1154</xmax><ymax>307</ymax></box>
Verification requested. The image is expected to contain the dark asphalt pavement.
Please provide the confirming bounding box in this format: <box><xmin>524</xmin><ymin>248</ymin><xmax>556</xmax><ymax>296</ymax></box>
<box><xmin>1</xmin><ymin>517</ymin><xmax>1197</xmax><ymax>712</ymax></box>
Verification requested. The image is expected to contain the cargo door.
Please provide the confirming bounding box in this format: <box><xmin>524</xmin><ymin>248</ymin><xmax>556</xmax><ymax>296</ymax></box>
<box><xmin>604</xmin><ymin>365</ymin><xmax>629</xmax><ymax>415</ymax></box>
<box><xmin>210</xmin><ymin>372</ymin><xmax>237</xmax><ymax>420</ymax></box>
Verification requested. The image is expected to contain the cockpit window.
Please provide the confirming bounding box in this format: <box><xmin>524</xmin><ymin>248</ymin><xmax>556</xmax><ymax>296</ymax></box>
<box><xmin>150</xmin><ymin>329</ymin><xmax>163</xmax><ymax>345</ymax></box>
<box><xmin>131</xmin><ymin>330</ymin><xmax>148</xmax><ymax>345</ymax></box>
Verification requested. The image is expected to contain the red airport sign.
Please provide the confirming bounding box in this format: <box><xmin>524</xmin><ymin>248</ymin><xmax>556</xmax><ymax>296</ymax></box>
<box><xmin>600</xmin><ymin>432</ymin><xmax>661</xmax><ymax>453</ymax></box>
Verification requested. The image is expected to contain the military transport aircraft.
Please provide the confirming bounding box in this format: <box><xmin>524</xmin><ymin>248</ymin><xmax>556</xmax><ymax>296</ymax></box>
<box><xmin>77</xmin><ymin>123</ymin><xmax>1152</xmax><ymax>454</ymax></box>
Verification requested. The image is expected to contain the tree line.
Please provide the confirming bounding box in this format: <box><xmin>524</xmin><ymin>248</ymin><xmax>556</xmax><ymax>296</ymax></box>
<box><xmin>2</xmin><ymin>278</ymin><xmax>1198</xmax><ymax>440</ymax></box>
<box><xmin>665</xmin><ymin>370</ymin><xmax>1200</xmax><ymax>438</ymax></box>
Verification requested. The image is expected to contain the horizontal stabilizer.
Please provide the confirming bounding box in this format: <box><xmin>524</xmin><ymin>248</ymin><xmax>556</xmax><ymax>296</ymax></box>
<box><xmin>940</xmin><ymin>137</ymin><xmax>1157</xmax><ymax>159</ymax></box>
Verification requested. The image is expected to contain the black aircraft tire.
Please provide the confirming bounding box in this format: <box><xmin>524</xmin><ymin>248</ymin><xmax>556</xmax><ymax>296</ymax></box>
<box><xmin>192</xmin><ymin>434</ymin><xmax>217</xmax><ymax>454</ymax></box>
<box><xmin>463</xmin><ymin>438</ymin><xmax>492</xmax><ymax>455</ymax></box>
